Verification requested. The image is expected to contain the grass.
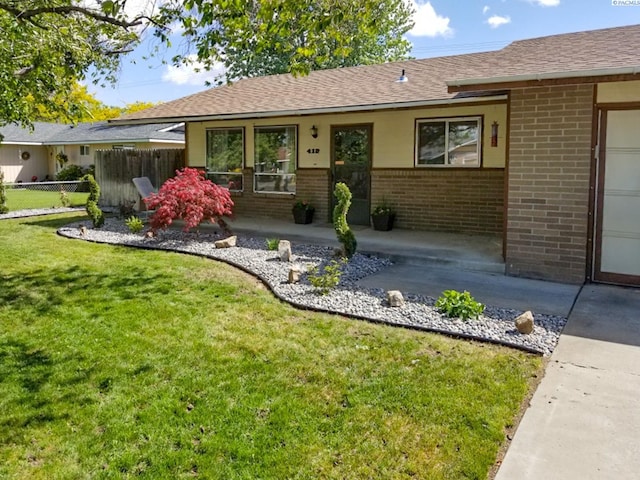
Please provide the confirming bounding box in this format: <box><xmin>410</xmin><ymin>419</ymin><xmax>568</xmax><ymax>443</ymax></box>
<box><xmin>4</xmin><ymin>188</ymin><xmax>89</xmax><ymax>210</ymax></box>
<box><xmin>0</xmin><ymin>213</ymin><xmax>542</xmax><ymax>479</ymax></box>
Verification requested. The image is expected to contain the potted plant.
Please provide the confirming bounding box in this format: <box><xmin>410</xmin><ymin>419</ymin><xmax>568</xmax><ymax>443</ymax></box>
<box><xmin>371</xmin><ymin>200</ymin><xmax>396</xmax><ymax>231</ymax></box>
<box><xmin>292</xmin><ymin>200</ymin><xmax>315</xmax><ymax>224</ymax></box>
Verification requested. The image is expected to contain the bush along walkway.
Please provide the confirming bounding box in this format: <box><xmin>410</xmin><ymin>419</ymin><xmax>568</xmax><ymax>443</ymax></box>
<box><xmin>57</xmin><ymin>217</ymin><xmax>567</xmax><ymax>356</ymax></box>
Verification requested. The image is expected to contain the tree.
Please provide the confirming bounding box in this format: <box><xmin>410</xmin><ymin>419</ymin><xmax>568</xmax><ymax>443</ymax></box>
<box><xmin>165</xmin><ymin>0</ymin><xmax>414</xmax><ymax>83</ymax></box>
<box><xmin>145</xmin><ymin>168</ymin><xmax>234</xmax><ymax>233</ymax></box>
<box><xmin>0</xmin><ymin>1</ymin><xmax>414</xmax><ymax>128</ymax></box>
<box><xmin>0</xmin><ymin>1</ymin><xmax>144</xmax><ymax>128</ymax></box>
<box><xmin>29</xmin><ymin>83</ymin><xmax>160</xmax><ymax>123</ymax></box>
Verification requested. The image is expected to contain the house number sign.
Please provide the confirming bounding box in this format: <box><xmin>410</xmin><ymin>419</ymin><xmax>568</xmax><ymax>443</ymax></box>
<box><xmin>306</xmin><ymin>148</ymin><xmax>320</xmax><ymax>154</ymax></box>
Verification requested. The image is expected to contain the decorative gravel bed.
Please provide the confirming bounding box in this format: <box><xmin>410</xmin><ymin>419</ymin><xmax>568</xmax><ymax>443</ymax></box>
<box><xmin>51</xmin><ymin>217</ymin><xmax>567</xmax><ymax>356</ymax></box>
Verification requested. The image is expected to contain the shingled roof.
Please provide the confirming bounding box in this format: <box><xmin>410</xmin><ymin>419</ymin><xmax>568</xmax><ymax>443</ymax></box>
<box><xmin>0</xmin><ymin>122</ymin><xmax>184</xmax><ymax>145</ymax></box>
<box><xmin>114</xmin><ymin>23</ymin><xmax>640</xmax><ymax>124</ymax></box>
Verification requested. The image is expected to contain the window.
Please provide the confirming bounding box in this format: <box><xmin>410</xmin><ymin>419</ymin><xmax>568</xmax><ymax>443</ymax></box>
<box><xmin>254</xmin><ymin>126</ymin><xmax>297</xmax><ymax>193</ymax></box>
<box><xmin>80</xmin><ymin>145</ymin><xmax>90</xmax><ymax>156</ymax></box>
<box><xmin>206</xmin><ymin>128</ymin><xmax>244</xmax><ymax>191</ymax></box>
<box><xmin>112</xmin><ymin>144</ymin><xmax>135</xmax><ymax>150</ymax></box>
<box><xmin>416</xmin><ymin>117</ymin><xmax>481</xmax><ymax>167</ymax></box>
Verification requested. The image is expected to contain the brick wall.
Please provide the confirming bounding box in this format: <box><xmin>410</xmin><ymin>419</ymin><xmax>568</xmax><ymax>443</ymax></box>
<box><xmin>230</xmin><ymin>168</ymin><xmax>330</xmax><ymax>223</ymax></box>
<box><xmin>371</xmin><ymin>169</ymin><xmax>504</xmax><ymax>234</ymax></box>
<box><xmin>506</xmin><ymin>84</ymin><xmax>594</xmax><ymax>284</ymax></box>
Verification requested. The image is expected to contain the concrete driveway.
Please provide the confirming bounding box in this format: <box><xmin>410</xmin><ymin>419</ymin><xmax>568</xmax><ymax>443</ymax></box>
<box><xmin>496</xmin><ymin>284</ymin><xmax>640</xmax><ymax>479</ymax></box>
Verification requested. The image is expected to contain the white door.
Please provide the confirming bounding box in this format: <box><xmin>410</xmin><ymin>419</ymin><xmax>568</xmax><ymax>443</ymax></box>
<box><xmin>595</xmin><ymin>109</ymin><xmax>640</xmax><ymax>285</ymax></box>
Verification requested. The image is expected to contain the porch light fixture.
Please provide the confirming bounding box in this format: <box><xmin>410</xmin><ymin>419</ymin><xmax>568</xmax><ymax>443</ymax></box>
<box><xmin>310</xmin><ymin>125</ymin><xmax>318</xmax><ymax>138</ymax></box>
<box><xmin>396</xmin><ymin>69</ymin><xmax>408</xmax><ymax>83</ymax></box>
<box><xmin>491</xmin><ymin>121</ymin><xmax>499</xmax><ymax>147</ymax></box>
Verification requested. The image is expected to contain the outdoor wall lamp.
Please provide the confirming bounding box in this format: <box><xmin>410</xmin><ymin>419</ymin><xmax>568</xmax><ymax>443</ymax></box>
<box><xmin>310</xmin><ymin>125</ymin><xmax>318</xmax><ymax>139</ymax></box>
<box><xmin>491</xmin><ymin>121</ymin><xmax>499</xmax><ymax>147</ymax></box>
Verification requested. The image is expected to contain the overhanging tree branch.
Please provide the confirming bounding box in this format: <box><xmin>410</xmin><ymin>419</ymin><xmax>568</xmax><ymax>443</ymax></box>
<box><xmin>0</xmin><ymin>3</ymin><xmax>143</xmax><ymax>29</ymax></box>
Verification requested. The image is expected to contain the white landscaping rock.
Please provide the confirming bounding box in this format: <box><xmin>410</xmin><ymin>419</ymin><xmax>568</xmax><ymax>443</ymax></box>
<box><xmin>278</xmin><ymin>240</ymin><xmax>292</xmax><ymax>262</ymax></box>
<box><xmin>215</xmin><ymin>235</ymin><xmax>237</xmax><ymax>248</ymax></box>
<box><xmin>387</xmin><ymin>290</ymin><xmax>405</xmax><ymax>307</ymax></box>
<box><xmin>515</xmin><ymin>310</ymin><xmax>535</xmax><ymax>334</ymax></box>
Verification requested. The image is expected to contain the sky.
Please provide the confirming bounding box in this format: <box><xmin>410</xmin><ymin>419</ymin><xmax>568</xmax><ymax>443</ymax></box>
<box><xmin>89</xmin><ymin>0</ymin><xmax>640</xmax><ymax>107</ymax></box>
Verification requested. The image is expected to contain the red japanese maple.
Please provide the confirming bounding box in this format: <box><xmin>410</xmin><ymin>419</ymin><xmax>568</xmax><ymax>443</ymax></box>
<box><xmin>145</xmin><ymin>168</ymin><xmax>234</xmax><ymax>233</ymax></box>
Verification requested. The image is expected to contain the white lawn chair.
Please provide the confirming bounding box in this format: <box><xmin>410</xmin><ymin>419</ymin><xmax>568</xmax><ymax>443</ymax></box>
<box><xmin>132</xmin><ymin>177</ymin><xmax>157</xmax><ymax>217</ymax></box>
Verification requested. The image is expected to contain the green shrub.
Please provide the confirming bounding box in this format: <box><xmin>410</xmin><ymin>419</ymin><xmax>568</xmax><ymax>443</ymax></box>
<box><xmin>56</xmin><ymin>165</ymin><xmax>85</xmax><ymax>181</ymax></box>
<box><xmin>83</xmin><ymin>174</ymin><xmax>104</xmax><ymax>228</ymax></box>
<box><xmin>59</xmin><ymin>187</ymin><xmax>70</xmax><ymax>207</ymax></box>
<box><xmin>0</xmin><ymin>170</ymin><xmax>8</xmax><ymax>214</ymax></box>
<box><xmin>435</xmin><ymin>290</ymin><xmax>485</xmax><ymax>320</ymax></box>
<box><xmin>307</xmin><ymin>258</ymin><xmax>346</xmax><ymax>295</ymax></box>
<box><xmin>125</xmin><ymin>216</ymin><xmax>144</xmax><ymax>234</ymax></box>
<box><xmin>265</xmin><ymin>238</ymin><xmax>280</xmax><ymax>251</ymax></box>
<box><xmin>332</xmin><ymin>182</ymin><xmax>357</xmax><ymax>258</ymax></box>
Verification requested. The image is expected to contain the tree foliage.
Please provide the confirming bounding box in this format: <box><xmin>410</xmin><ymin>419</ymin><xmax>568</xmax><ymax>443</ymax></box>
<box><xmin>0</xmin><ymin>0</ymin><xmax>414</xmax><ymax>128</ymax></box>
<box><xmin>145</xmin><ymin>168</ymin><xmax>234</xmax><ymax>233</ymax></box>
<box><xmin>162</xmin><ymin>0</ymin><xmax>414</xmax><ymax>83</ymax></box>
<box><xmin>0</xmin><ymin>1</ymin><xmax>143</xmax><ymax>127</ymax></box>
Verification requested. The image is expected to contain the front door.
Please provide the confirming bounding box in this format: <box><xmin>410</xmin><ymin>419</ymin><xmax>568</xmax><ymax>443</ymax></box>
<box><xmin>594</xmin><ymin>109</ymin><xmax>640</xmax><ymax>285</ymax></box>
<box><xmin>331</xmin><ymin>125</ymin><xmax>372</xmax><ymax>225</ymax></box>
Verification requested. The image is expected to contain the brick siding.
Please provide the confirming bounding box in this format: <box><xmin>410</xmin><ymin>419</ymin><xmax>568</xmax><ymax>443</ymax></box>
<box><xmin>230</xmin><ymin>168</ymin><xmax>331</xmax><ymax>223</ymax></box>
<box><xmin>371</xmin><ymin>169</ymin><xmax>504</xmax><ymax>234</ymax></box>
<box><xmin>506</xmin><ymin>84</ymin><xmax>594</xmax><ymax>284</ymax></box>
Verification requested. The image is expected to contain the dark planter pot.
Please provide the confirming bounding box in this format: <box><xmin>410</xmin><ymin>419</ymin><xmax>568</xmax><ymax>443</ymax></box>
<box><xmin>371</xmin><ymin>213</ymin><xmax>395</xmax><ymax>231</ymax></box>
<box><xmin>293</xmin><ymin>208</ymin><xmax>314</xmax><ymax>224</ymax></box>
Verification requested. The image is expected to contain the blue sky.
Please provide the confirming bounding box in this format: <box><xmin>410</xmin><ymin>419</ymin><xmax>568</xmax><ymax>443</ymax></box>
<box><xmin>90</xmin><ymin>0</ymin><xmax>640</xmax><ymax>107</ymax></box>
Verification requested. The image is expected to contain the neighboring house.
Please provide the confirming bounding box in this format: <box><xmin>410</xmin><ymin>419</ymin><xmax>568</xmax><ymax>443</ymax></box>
<box><xmin>113</xmin><ymin>24</ymin><xmax>640</xmax><ymax>287</ymax></box>
<box><xmin>0</xmin><ymin>121</ymin><xmax>184</xmax><ymax>183</ymax></box>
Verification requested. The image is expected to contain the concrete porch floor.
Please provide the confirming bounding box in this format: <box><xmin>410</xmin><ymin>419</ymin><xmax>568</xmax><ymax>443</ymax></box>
<box><xmin>225</xmin><ymin>216</ymin><xmax>580</xmax><ymax>318</ymax></box>
<box><xmin>226</xmin><ymin>216</ymin><xmax>505</xmax><ymax>273</ymax></box>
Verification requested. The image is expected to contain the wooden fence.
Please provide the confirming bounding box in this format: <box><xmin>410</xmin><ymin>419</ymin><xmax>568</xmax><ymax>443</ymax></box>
<box><xmin>95</xmin><ymin>149</ymin><xmax>185</xmax><ymax>208</ymax></box>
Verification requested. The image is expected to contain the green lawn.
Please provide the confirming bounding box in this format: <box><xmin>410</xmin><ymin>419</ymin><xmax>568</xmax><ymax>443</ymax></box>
<box><xmin>0</xmin><ymin>213</ymin><xmax>542</xmax><ymax>479</ymax></box>
<box><xmin>4</xmin><ymin>188</ymin><xmax>89</xmax><ymax>210</ymax></box>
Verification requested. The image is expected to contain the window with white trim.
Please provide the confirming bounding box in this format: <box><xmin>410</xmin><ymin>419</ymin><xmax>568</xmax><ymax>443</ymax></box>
<box><xmin>254</xmin><ymin>126</ymin><xmax>297</xmax><ymax>194</ymax></box>
<box><xmin>206</xmin><ymin>127</ymin><xmax>244</xmax><ymax>191</ymax></box>
<box><xmin>416</xmin><ymin>117</ymin><xmax>481</xmax><ymax>167</ymax></box>
<box><xmin>112</xmin><ymin>144</ymin><xmax>135</xmax><ymax>150</ymax></box>
<box><xmin>80</xmin><ymin>145</ymin><xmax>90</xmax><ymax>156</ymax></box>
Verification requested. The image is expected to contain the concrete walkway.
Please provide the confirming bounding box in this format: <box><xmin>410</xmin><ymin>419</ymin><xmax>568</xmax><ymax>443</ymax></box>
<box><xmin>496</xmin><ymin>284</ymin><xmax>640</xmax><ymax>480</ymax></box>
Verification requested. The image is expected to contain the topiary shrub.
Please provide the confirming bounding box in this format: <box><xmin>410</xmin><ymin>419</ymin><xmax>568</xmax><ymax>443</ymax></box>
<box><xmin>0</xmin><ymin>170</ymin><xmax>8</xmax><ymax>214</ymax></box>
<box><xmin>332</xmin><ymin>182</ymin><xmax>357</xmax><ymax>258</ymax></box>
<box><xmin>145</xmin><ymin>167</ymin><xmax>234</xmax><ymax>233</ymax></box>
<box><xmin>82</xmin><ymin>174</ymin><xmax>104</xmax><ymax>228</ymax></box>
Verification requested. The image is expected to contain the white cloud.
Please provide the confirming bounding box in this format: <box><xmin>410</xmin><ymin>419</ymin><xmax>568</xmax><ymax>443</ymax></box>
<box><xmin>487</xmin><ymin>15</ymin><xmax>511</xmax><ymax>28</ymax></box>
<box><xmin>407</xmin><ymin>1</ymin><xmax>453</xmax><ymax>38</ymax></box>
<box><xmin>530</xmin><ymin>0</ymin><xmax>560</xmax><ymax>6</ymax></box>
<box><xmin>483</xmin><ymin>5</ymin><xmax>490</xmax><ymax>14</ymax></box>
<box><xmin>162</xmin><ymin>55</ymin><xmax>226</xmax><ymax>86</ymax></box>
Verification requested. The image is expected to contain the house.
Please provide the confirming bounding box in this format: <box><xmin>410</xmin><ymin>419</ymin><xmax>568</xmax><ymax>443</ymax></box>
<box><xmin>112</xmin><ymin>24</ymin><xmax>640</xmax><ymax>287</ymax></box>
<box><xmin>0</xmin><ymin>121</ymin><xmax>184</xmax><ymax>183</ymax></box>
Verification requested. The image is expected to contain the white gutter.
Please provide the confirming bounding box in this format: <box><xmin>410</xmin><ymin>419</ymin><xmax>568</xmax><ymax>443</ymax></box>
<box><xmin>0</xmin><ymin>141</ymin><xmax>45</xmax><ymax>146</ymax></box>
<box><xmin>44</xmin><ymin>138</ymin><xmax>184</xmax><ymax>146</ymax></box>
<box><xmin>447</xmin><ymin>66</ymin><xmax>640</xmax><ymax>88</ymax></box>
<box><xmin>110</xmin><ymin>95</ymin><xmax>508</xmax><ymax>125</ymax></box>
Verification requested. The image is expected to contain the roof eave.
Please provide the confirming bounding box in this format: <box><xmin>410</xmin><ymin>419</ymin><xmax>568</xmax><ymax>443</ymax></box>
<box><xmin>44</xmin><ymin>138</ymin><xmax>184</xmax><ymax>146</ymax></box>
<box><xmin>109</xmin><ymin>95</ymin><xmax>508</xmax><ymax>125</ymax></box>
<box><xmin>447</xmin><ymin>66</ymin><xmax>640</xmax><ymax>92</ymax></box>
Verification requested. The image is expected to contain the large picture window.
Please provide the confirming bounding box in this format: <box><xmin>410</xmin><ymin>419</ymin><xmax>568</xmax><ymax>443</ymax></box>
<box><xmin>206</xmin><ymin>128</ymin><xmax>244</xmax><ymax>191</ymax></box>
<box><xmin>254</xmin><ymin>126</ymin><xmax>297</xmax><ymax>193</ymax></box>
<box><xmin>416</xmin><ymin>117</ymin><xmax>481</xmax><ymax>167</ymax></box>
